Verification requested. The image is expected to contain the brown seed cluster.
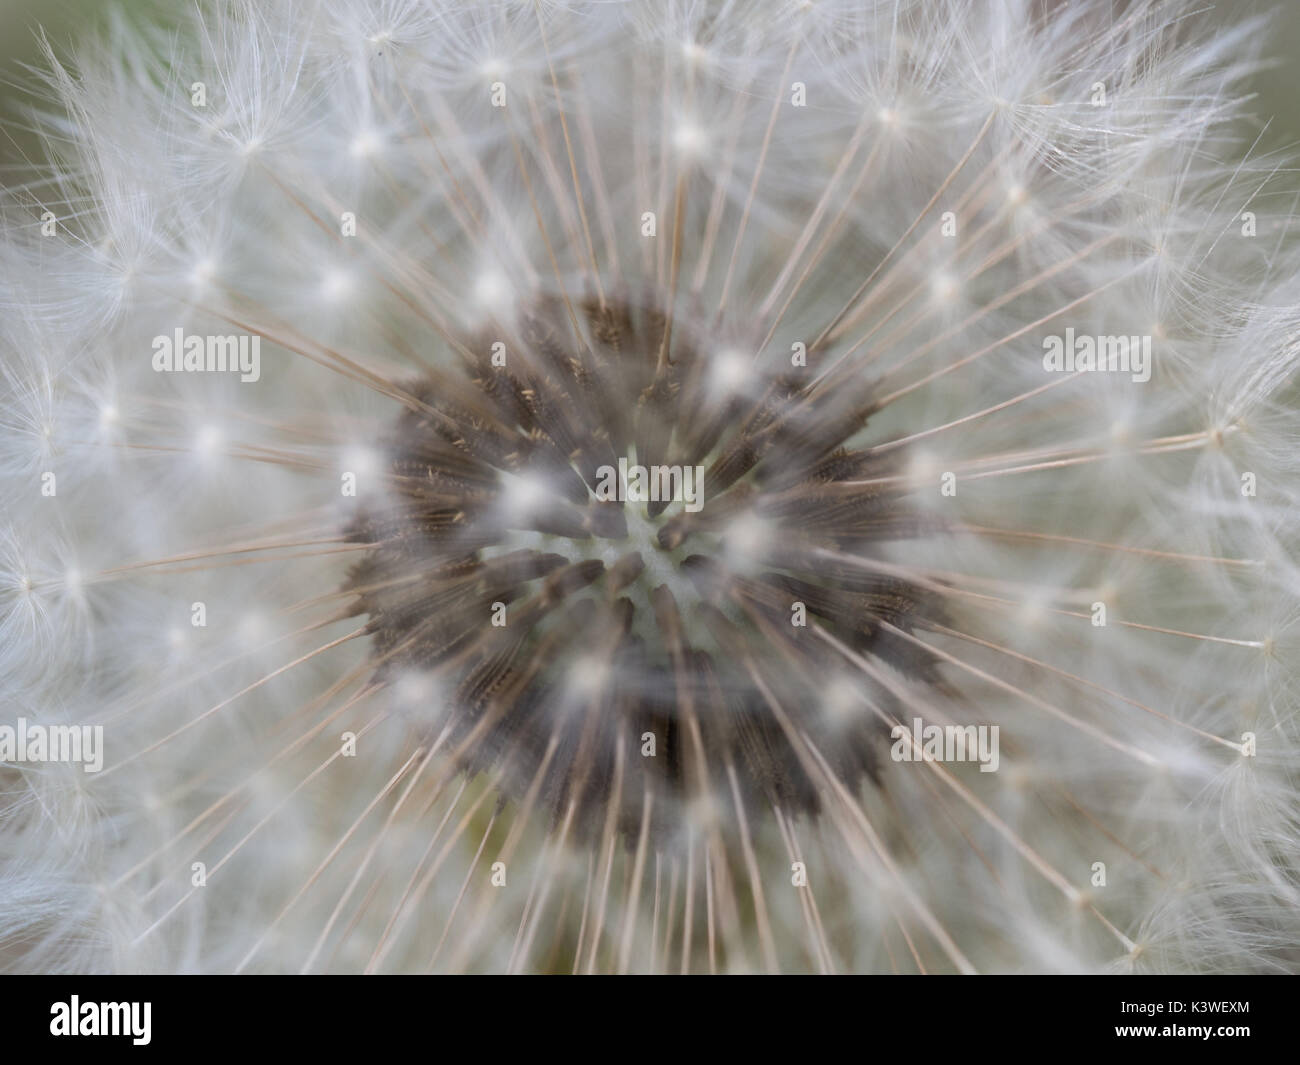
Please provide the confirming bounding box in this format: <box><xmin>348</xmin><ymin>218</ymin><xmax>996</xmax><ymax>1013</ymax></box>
<box><xmin>344</xmin><ymin>292</ymin><xmax>946</xmax><ymax>840</ymax></box>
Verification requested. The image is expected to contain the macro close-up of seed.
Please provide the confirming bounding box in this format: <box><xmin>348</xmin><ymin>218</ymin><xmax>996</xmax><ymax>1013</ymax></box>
<box><xmin>1</xmin><ymin>0</ymin><xmax>1299</xmax><ymax>981</ymax></box>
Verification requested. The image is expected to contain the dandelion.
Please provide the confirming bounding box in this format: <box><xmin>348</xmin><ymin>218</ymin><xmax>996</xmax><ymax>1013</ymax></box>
<box><xmin>2</xmin><ymin>0</ymin><xmax>1299</xmax><ymax>974</ymax></box>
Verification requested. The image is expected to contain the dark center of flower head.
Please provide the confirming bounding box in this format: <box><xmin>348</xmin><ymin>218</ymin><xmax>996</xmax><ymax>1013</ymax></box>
<box><xmin>344</xmin><ymin>291</ymin><xmax>946</xmax><ymax>843</ymax></box>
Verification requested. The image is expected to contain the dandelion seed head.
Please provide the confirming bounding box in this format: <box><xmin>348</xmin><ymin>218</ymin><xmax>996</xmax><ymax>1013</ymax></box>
<box><xmin>3</xmin><ymin>0</ymin><xmax>1300</xmax><ymax>976</ymax></box>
